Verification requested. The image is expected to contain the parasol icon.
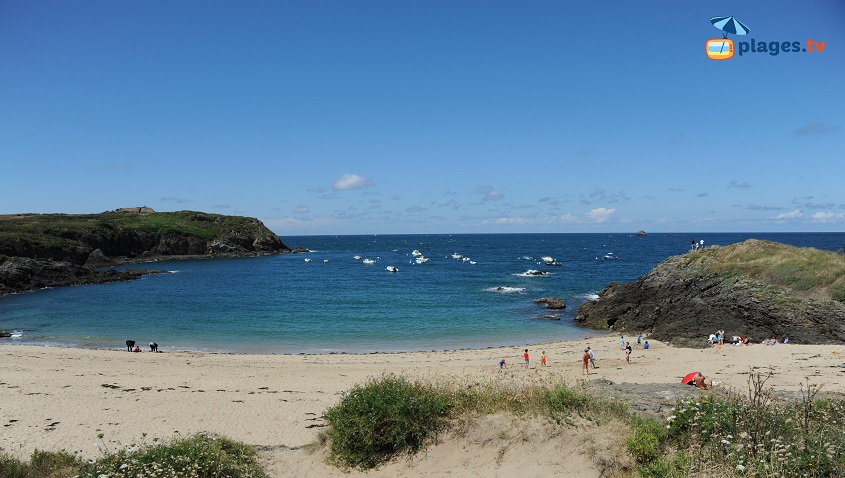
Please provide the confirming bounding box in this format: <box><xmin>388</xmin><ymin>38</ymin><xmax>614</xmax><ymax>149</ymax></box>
<box><xmin>682</xmin><ymin>372</ymin><xmax>699</xmax><ymax>385</ymax></box>
<box><xmin>711</xmin><ymin>16</ymin><xmax>750</xmax><ymax>37</ymax></box>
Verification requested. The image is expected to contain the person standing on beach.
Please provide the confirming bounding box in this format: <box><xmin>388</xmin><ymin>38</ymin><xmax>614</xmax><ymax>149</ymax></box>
<box><xmin>625</xmin><ymin>342</ymin><xmax>632</xmax><ymax>363</ymax></box>
<box><xmin>637</xmin><ymin>333</ymin><xmax>642</xmax><ymax>348</ymax></box>
<box><xmin>619</xmin><ymin>336</ymin><xmax>625</xmax><ymax>349</ymax></box>
<box><xmin>126</xmin><ymin>340</ymin><xmax>135</xmax><ymax>352</ymax></box>
<box><xmin>523</xmin><ymin>349</ymin><xmax>529</xmax><ymax>369</ymax></box>
<box><xmin>541</xmin><ymin>350</ymin><xmax>547</xmax><ymax>367</ymax></box>
<box><xmin>588</xmin><ymin>347</ymin><xmax>597</xmax><ymax>369</ymax></box>
<box><xmin>582</xmin><ymin>349</ymin><xmax>590</xmax><ymax>375</ymax></box>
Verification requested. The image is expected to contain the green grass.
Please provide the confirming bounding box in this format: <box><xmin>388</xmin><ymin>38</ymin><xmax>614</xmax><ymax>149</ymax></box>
<box><xmin>322</xmin><ymin>374</ymin><xmax>452</xmax><ymax>470</ymax></box>
<box><xmin>690</xmin><ymin>240</ymin><xmax>845</xmax><ymax>303</ymax></box>
<box><xmin>0</xmin><ymin>210</ymin><xmax>280</xmax><ymax>261</ymax></box>
<box><xmin>0</xmin><ymin>433</ymin><xmax>266</xmax><ymax>478</ymax></box>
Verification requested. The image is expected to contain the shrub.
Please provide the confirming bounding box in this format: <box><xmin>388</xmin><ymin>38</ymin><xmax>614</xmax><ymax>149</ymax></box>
<box><xmin>0</xmin><ymin>449</ymin><xmax>80</xmax><ymax>478</ymax></box>
<box><xmin>323</xmin><ymin>374</ymin><xmax>452</xmax><ymax>469</ymax></box>
<box><xmin>77</xmin><ymin>433</ymin><xmax>266</xmax><ymax>478</ymax></box>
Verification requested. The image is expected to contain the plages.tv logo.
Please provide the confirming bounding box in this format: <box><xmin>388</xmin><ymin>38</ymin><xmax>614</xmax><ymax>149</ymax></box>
<box><xmin>705</xmin><ymin>15</ymin><xmax>827</xmax><ymax>60</ymax></box>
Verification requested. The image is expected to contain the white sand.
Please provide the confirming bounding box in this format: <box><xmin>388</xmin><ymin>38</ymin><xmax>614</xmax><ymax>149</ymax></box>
<box><xmin>2</xmin><ymin>337</ymin><xmax>843</xmax><ymax>476</ymax></box>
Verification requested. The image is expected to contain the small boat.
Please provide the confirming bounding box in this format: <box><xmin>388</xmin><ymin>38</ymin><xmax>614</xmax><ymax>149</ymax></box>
<box><xmin>385</xmin><ymin>265</ymin><xmax>399</xmax><ymax>273</ymax></box>
<box><xmin>451</xmin><ymin>253</ymin><xmax>462</xmax><ymax>259</ymax></box>
<box><xmin>603</xmin><ymin>252</ymin><xmax>618</xmax><ymax>260</ymax></box>
<box><xmin>411</xmin><ymin>250</ymin><xmax>422</xmax><ymax>257</ymax></box>
<box><xmin>524</xmin><ymin>269</ymin><xmax>548</xmax><ymax>276</ymax></box>
<box><xmin>362</xmin><ymin>258</ymin><xmax>376</xmax><ymax>265</ymax></box>
<box><xmin>541</xmin><ymin>256</ymin><xmax>562</xmax><ymax>266</ymax></box>
<box><xmin>304</xmin><ymin>258</ymin><xmax>312</xmax><ymax>262</ymax></box>
<box><xmin>353</xmin><ymin>255</ymin><xmax>362</xmax><ymax>260</ymax></box>
<box><xmin>415</xmin><ymin>256</ymin><xmax>431</xmax><ymax>264</ymax></box>
<box><xmin>469</xmin><ymin>261</ymin><xmax>477</xmax><ymax>265</ymax></box>
<box><xmin>462</xmin><ymin>257</ymin><xmax>471</xmax><ymax>262</ymax></box>
<box><xmin>323</xmin><ymin>259</ymin><xmax>329</xmax><ymax>263</ymax></box>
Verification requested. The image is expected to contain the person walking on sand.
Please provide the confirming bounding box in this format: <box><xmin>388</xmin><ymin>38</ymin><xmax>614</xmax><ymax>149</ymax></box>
<box><xmin>587</xmin><ymin>347</ymin><xmax>597</xmax><ymax>369</ymax></box>
<box><xmin>619</xmin><ymin>336</ymin><xmax>625</xmax><ymax>349</ymax></box>
<box><xmin>582</xmin><ymin>349</ymin><xmax>590</xmax><ymax>375</ymax></box>
<box><xmin>523</xmin><ymin>349</ymin><xmax>530</xmax><ymax>369</ymax></box>
<box><xmin>625</xmin><ymin>342</ymin><xmax>632</xmax><ymax>363</ymax></box>
<box><xmin>126</xmin><ymin>340</ymin><xmax>135</xmax><ymax>352</ymax></box>
<box><xmin>541</xmin><ymin>350</ymin><xmax>547</xmax><ymax>367</ymax></box>
<box><xmin>637</xmin><ymin>333</ymin><xmax>642</xmax><ymax>348</ymax></box>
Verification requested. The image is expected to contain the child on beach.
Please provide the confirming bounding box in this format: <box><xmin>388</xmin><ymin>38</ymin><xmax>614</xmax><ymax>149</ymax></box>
<box><xmin>625</xmin><ymin>342</ymin><xmax>632</xmax><ymax>363</ymax></box>
<box><xmin>523</xmin><ymin>349</ymin><xmax>529</xmax><ymax>369</ymax></box>
<box><xmin>619</xmin><ymin>336</ymin><xmax>625</xmax><ymax>349</ymax></box>
<box><xmin>541</xmin><ymin>351</ymin><xmax>547</xmax><ymax>367</ymax></box>
<box><xmin>499</xmin><ymin>358</ymin><xmax>507</xmax><ymax>369</ymax></box>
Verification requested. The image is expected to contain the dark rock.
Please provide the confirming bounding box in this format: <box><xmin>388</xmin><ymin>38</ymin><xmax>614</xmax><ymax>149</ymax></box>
<box><xmin>291</xmin><ymin>247</ymin><xmax>311</xmax><ymax>254</ymax></box>
<box><xmin>575</xmin><ymin>240</ymin><xmax>845</xmax><ymax>346</ymax></box>
<box><xmin>534</xmin><ymin>297</ymin><xmax>567</xmax><ymax>310</ymax></box>
<box><xmin>0</xmin><ymin>256</ymin><xmax>164</xmax><ymax>296</ymax></box>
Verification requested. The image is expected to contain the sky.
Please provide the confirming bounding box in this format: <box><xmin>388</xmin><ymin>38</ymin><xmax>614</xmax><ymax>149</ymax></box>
<box><xmin>1</xmin><ymin>1</ymin><xmax>844</xmax><ymax>235</ymax></box>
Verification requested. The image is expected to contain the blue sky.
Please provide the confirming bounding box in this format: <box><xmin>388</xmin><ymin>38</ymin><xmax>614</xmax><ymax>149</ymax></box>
<box><xmin>2</xmin><ymin>1</ymin><xmax>843</xmax><ymax>235</ymax></box>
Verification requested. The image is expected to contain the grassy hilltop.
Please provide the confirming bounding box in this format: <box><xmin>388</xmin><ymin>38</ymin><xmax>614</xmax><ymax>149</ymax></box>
<box><xmin>575</xmin><ymin>239</ymin><xmax>845</xmax><ymax>345</ymax></box>
<box><xmin>0</xmin><ymin>208</ymin><xmax>289</xmax><ymax>295</ymax></box>
<box><xmin>0</xmin><ymin>209</ymin><xmax>288</xmax><ymax>264</ymax></box>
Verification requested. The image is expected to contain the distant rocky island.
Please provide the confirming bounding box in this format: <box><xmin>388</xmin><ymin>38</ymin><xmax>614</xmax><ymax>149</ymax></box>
<box><xmin>0</xmin><ymin>208</ymin><xmax>290</xmax><ymax>296</ymax></box>
<box><xmin>575</xmin><ymin>239</ymin><xmax>845</xmax><ymax>346</ymax></box>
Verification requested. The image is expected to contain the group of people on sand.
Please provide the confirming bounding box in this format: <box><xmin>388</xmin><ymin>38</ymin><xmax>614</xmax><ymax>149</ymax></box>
<box><xmin>498</xmin><ymin>349</ymin><xmax>547</xmax><ymax>370</ymax></box>
<box><xmin>709</xmin><ymin>331</ymin><xmax>790</xmax><ymax>347</ymax></box>
<box><xmin>125</xmin><ymin>340</ymin><xmax>160</xmax><ymax>352</ymax></box>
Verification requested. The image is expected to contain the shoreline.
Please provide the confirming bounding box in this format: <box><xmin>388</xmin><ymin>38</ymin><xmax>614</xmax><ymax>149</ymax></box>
<box><xmin>3</xmin><ymin>337</ymin><xmax>845</xmax><ymax>466</ymax></box>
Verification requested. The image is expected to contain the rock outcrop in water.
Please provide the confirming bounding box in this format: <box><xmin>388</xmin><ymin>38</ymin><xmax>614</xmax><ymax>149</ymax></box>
<box><xmin>0</xmin><ymin>208</ymin><xmax>291</xmax><ymax>296</ymax></box>
<box><xmin>574</xmin><ymin>240</ymin><xmax>845</xmax><ymax>347</ymax></box>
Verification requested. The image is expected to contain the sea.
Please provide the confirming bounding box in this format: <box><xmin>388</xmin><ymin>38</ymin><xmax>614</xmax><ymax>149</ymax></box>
<box><xmin>1</xmin><ymin>233</ymin><xmax>843</xmax><ymax>354</ymax></box>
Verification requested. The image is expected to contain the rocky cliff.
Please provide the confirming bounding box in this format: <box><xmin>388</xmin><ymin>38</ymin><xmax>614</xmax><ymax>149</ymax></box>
<box><xmin>0</xmin><ymin>209</ymin><xmax>291</xmax><ymax>295</ymax></box>
<box><xmin>574</xmin><ymin>239</ymin><xmax>845</xmax><ymax>346</ymax></box>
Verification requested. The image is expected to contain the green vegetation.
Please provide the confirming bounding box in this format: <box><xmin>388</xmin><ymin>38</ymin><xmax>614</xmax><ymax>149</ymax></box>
<box><xmin>689</xmin><ymin>239</ymin><xmax>845</xmax><ymax>303</ymax></box>
<box><xmin>322</xmin><ymin>373</ymin><xmax>628</xmax><ymax>470</ymax></box>
<box><xmin>0</xmin><ymin>433</ymin><xmax>266</xmax><ymax>478</ymax></box>
<box><xmin>0</xmin><ymin>449</ymin><xmax>80</xmax><ymax>478</ymax></box>
<box><xmin>0</xmin><ymin>210</ymin><xmax>280</xmax><ymax>261</ymax></box>
<box><xmin>322</xmin><ymin>374</ymin><xmax>452</xmax><ymax>469</ymax></box>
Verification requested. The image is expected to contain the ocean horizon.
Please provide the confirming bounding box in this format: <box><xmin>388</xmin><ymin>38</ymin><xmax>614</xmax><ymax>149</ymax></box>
<box><xmin>2</xmin><ymin>232</ymin><xmax>843</xmax><ymax>354</ymax></box>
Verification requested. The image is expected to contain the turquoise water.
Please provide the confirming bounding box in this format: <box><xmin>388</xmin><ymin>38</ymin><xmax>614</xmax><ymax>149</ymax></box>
<box><xmin>1</xmin><ymin>233</ymin><xmax>843</xmax><ymax>354</ymax></box>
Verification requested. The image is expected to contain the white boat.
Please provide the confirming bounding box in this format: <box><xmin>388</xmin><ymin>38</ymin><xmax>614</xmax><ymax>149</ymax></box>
<box><xmin>411</xmin><ymin>250</ymin><xmax>422</xmax><ymax>257</ymax></box>
<box><xmin>603</xmin><ymin>252</ymin><xmax>618</xmax><ymax>260</ymax></box>
<box><xmin>385</xmin><ymin>265</ymin><xmax>399</xmax><ymax>273</ymax></box>
<box><xmin>462</xmin><ymin>257</ymin><xmax>471</xmax><ymax>262</ymax></box>
<box><xmin>415</xmin><ymin>256</ymin><xmax>431</xmax><ymax>264</ymax></box>
<box><xmin>541</xmin><ymin>256</ymin><xmax>562</xmax><ymax>266</ymax></box>
<box><xmin>469</xmin><ymin>261</ymin><xmax>477</xmax><ymax>265</ymax></box>
<box><xmin>353</xmin><ymin>255</ymin><xmax>362</xmax><ymax>260</ymax></box>
<box><xmin>362</xmin><ymin>258</ymin><xmax>376</xmax><ymax>265</ymax></box>
<box><xmin>304</xmin><ymin>258</ymin><xmax>312</xmax><ymax>262</ymax></box>
<box><xmin>323</xmin><ymin>259</ymin><xmax>329</xmax><ymax>263</ymax></box>
<box><xmin>524</xmin><ymin>269</ymin><xmax>548</xmax><ymax>276</ymax></box>
<box><xmin>451</xmin><ymin>253</ymin><xmax>462</xmax><ymax>259</ymax></box>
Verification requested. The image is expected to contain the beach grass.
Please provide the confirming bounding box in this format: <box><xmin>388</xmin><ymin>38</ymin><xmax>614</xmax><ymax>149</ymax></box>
<box><xmin>692</xmin><ymin>239</ymin><xmax>845</xmax><ymax>302</ymax></box>
<box><xmin>0</xmin><ymin>433</ymin><xmax>266</xmax><ymax>478</ymax></box>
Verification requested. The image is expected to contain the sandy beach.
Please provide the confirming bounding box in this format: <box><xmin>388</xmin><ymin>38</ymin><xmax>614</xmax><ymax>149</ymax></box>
<box><xmin>2</xmin><ymin>337</ymin><xmax>844</xmax><ymax>476</ymax></box>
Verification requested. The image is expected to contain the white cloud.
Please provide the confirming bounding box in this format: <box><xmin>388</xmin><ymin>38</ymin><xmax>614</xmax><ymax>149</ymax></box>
<box><xmin>333</xmin><ymin>173</ymin><xmax>374</xmax><ymax>191</ymax></box>
<box><xmin>811</xmin><ymin>211</ymin><xmax>845</xmax><ymax>223</ymax></box>
<box><xmin>494</xmin><ymin>217</ymin><xmax>528</xmax><ymax>224</ymax></box>
<box><xmin>586</xmin><ymin>207</ymin><xmax>615</xmax><ymax>223</ymax></box>
<box><xmin>774</xmin><ymin>209</ymin><xmax>802</xmax><ymax>219</ymax></box>
<box><xmin>292</xmin><ymin>204</ymin><xmax>310</xmax><ymax>214</ymax></box>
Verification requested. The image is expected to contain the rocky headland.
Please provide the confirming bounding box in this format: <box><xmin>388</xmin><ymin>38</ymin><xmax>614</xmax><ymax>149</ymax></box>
<box><xmin>575</xmin><ymin>239</ymin><xmax>845</xmax><ymax>346</ymax></box>
<box><xmin>0</xmin><ymin>208</ymin><xmax>290</xmax><ymax>296</ymax></box>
